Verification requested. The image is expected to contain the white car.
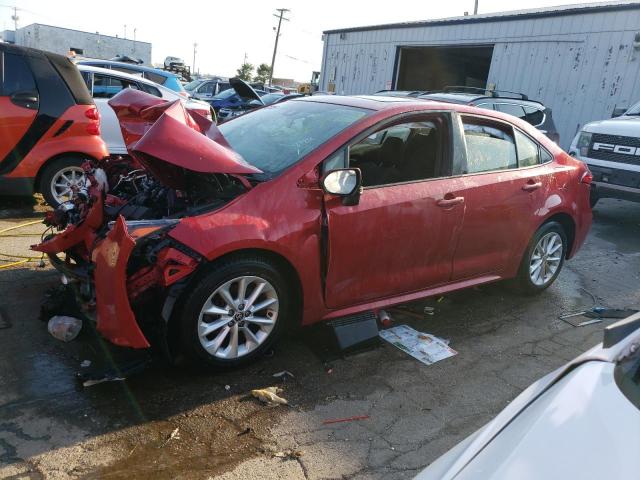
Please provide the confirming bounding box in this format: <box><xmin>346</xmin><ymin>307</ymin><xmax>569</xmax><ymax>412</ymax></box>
<box><xmin>569</xmin><ymin>101</ymin><xmax>640</xmax><ymax>206</ymax></box>
<box><xmin>78</xmin><ymin>65</ymin><xmax>213</xmax><ymax>155</ymax></box>
<box><xmin>416</xmin><ymin>313</ymin><xmax>640</xmax><ymax>480</ymax></box>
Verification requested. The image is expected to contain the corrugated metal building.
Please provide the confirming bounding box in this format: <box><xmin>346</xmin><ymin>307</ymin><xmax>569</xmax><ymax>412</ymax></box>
<box><xmin>320</xmin><ymin>1</ymin><xmax>640</xmax><ymax>148</ymax></box>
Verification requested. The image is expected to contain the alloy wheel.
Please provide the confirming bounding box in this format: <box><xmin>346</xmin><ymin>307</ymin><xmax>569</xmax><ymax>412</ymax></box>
<box><xmin>50</xmin><ymin>166</ymin><xmax>85</xmax><ymax>204</ymax></box>
<box><xmin>529</xmin><ymin>232</ymin><xmax>563</xmax><ymax>286</ymax></box>
<box><xmin>197</xmin><ymin>275</ymin><xmax>279</xmax><ymax>360</ymax></box>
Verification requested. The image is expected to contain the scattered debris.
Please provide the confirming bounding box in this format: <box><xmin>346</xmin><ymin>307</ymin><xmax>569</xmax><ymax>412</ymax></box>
<box><xmin>251</xmin><ymin>386</ymin><xmax>288</xmax><ymax>405</ymax></box>
<box><xmin>423</xmin><ymin>306</ymin><xmax>435</xmax><ymax>316</ymax></box>
<box><xmin>82</xmin><ymin>376</ymin><xmax>125</xmax><ymax>387</ymax></box>
<box><xmin>160</xmin><ymin>427</ymin><xmax>180</xmax><ymax>447</ymax></box>
<box><xmin>272</xmin><ymin>370</ymin><xmax>295</xmax><ymax>379</ymax></box>
<box><xmin>560</xmin><ymin>307</ymin><xmax>639</xmax><ymax>327</ymax></box>
<box><xmin>224</xmin><ymin>384</ymin><xmax>231</xmax><ymax>391</ymax></box>
<box><xmin>80</xmin><ymin>360</ymin><xmax>92</xmax><ymax>368</ymax></box>
<box><xmin>47</xmin><ymin>315</ymin><xmax>82</xmax><ymax>342</ymax></box>
<box><xmin>328</xmin><ymin>312</ymin><xmax>379</xmax><ymax>350</ymax></box>
<box><xmin>322</xmin><ymin>415</ymin><xmax>370</xmax><ymax>425</ymax></box>
<box><xmin>237</xmin><ymin>427</ymin><xmax>252</xmax><ymax>436</ymax></box>
<box><xmin>378</xmin><ymin>310</ymin><xmax>392</xmax><ymax>327</ymax></box>
<box><xmin>323</xmin><ymin>362</ymin><xmax>333</xmax><ymax>375</ymax></box>
<box><xmin>379</xmin><ymin>325</ymin><xmax>457</xmax><ymax>365</ymax></box>
<box><xmin>273</xmin><ymin>449</ymin><xmax>303</xmax><ymax>460</ymax></box>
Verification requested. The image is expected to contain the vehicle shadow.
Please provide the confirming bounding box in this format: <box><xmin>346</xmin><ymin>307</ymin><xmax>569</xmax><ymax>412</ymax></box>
<box><xmin>0</xmin><ymin>195</ymin><xmax>49</xmax><ymax>220</ymax></box>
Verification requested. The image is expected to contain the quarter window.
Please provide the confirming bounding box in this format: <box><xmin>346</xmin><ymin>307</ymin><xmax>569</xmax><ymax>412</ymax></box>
<box><xmin>143</xmin><ymin>71</ymin><xmax>167</xmax><ymax>85</ymax></box>
<box><xmin>92</xmin><ymin>74</ymin><xmax>140</xmax><ymax>98</ymax></box>
<box><xmin>349</xmin><ymin>116</ymin><xmax>447</xmax><ymax>187</ymax></box>
<box><xmin>2</xmin><ymin>52</ymin><xmax>37</xmax><ymax>96</ymax></box>
<box><xmin>462</xmin><ymin>117</ymin><xmax>517</xmax><ymax>173</ymax></box>
<box><xmin>496</xmin><ymin>103</ymin><xmax>526</xmax><ymax>120</ymax></box>
<box><xmin>515</xmin><ymin>130</ymin><xmax>540</xmax><ymax>167</ymax></box>
<box><xmin>523</xmin><ymin>106</ymin><xmax>545</xmax><ymax>126</ymax></box>
<box><xmin>139</xmin><ymin>83</ymin><xmax>162</xmax><ymax>97</ymax></box>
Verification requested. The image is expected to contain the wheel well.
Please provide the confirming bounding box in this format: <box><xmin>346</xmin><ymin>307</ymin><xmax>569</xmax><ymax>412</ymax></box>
<box><xmin>33</xmin><ymin>152</ymin><xmax>96</xmax><ymax>193</ymax></box>
<box><xmin>193</xmin><ymin>248</ymin><xmax>303</xmax><ymax>320</ymax></box>
<box><xmin>543</xmin><ymin>213</ymin><xmax>576</xmax><ymax>257</ymax></box>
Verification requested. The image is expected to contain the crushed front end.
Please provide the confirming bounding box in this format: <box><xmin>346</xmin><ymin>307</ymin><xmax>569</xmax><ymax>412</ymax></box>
<box><xmin>32</xmin><ymin>89</ymin><xmax>261</xmax><ymax>352</ymax></box>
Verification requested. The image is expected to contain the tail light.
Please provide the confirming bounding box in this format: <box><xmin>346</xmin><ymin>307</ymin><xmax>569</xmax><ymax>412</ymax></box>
<box><xmin>85</xmin><ymin>106</ymin><xmax>100</xmax><ymax>120</ymax></box>
<box><xmin>580</xmin><ymin>171</ymin><xmax>593</xmax><ymax>184</ymax></box>
<box><xmin>85</xmin><ymin>106</ymin><xmax>100</xmax><ymax>135</ymax></box>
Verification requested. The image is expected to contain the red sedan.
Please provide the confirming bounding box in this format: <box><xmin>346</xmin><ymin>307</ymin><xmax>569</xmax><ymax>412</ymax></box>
<box><xmin>35</xmin><ymin>90</ymin><xmax>592</xmax><ymax>368</ymax></box>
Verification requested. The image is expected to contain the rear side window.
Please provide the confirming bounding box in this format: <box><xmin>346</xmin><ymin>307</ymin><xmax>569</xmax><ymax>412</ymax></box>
<box><xmin>144</xmin><ymin>71</ymin><xmax>167</xmax><ymax>84</ymax></box>
<box><xmin>139</xmin><ymin>82</ymin><xmax>162</xmax><ymax>97</ymax></box>
<box><xmin>515</xmin><ymin>130</ymin><xmax>540</xmax><ymax>167</ymax></box>
<box><xmin>496</xmin><ymin>103</ymin><xmax>526</xmax><ymax>120</ymax></box>
<box><xmin>462</xmin><ymin>117</ymin><xmax>517</xmax><ymax>173</ymax></box>
<box><xmin>197</xmin><ymin>82</ymin><xmax>215</xmax><ymax>95</ymax></box>
<box><xmin>1</xmin><ymin>52</ymin><xmax>36</xmax><ymax>96</ymax></box>
<box><xmin>524</xmin><ymin>106</ymin><xmax>545</xmax><ymax>126</ymax></box>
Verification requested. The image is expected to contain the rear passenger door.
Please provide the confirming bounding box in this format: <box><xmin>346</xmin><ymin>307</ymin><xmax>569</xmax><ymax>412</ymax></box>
<box><xmin>0</xmin><ymin>49</ymin><xmax>39</xmax><ymax>170</ymax></box>
<box><xmin>449</xmin><ymin>115</ymin><xmax>551</xmax><ymax>280</ymax></box>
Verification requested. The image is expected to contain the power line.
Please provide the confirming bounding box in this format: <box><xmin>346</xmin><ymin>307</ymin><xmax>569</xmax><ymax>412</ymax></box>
<box><xmin>269</xmin><ymin>8</ymin><xmax>290</xmax><ymax>86</ymax></box>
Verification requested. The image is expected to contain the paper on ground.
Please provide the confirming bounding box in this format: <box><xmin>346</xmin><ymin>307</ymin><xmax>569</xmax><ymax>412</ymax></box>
<box><xmin>379</xmin><ymin>325</ymin><xmax>457</xmax><ymax>365</ymax></box>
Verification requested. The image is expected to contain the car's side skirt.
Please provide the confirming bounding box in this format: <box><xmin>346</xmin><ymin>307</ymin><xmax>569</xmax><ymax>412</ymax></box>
<box><xmin>320</xmin><ymin>274</ymin><xmax>503</xmax><ymax>322</ymax></box>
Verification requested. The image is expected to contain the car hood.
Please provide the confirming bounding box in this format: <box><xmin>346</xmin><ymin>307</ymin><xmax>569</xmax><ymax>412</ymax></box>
<box><xmin>108</xmin><ymin>89</ymin><xmax>261</xmax><ymax>188</ymax></box>
<box><xmin>230</xmin><ymin>77</ymin><xmax>264</xmax><ymax>104</ymax></box>
<box><xmin>582</xmin><ymin>115</ymin><xmax>640</xmax><ymax>136</ymax></box>
<box><xmin>415</xmin><ymin>315</ymin><xmax>640</xmax><ymax>480</ymax></box>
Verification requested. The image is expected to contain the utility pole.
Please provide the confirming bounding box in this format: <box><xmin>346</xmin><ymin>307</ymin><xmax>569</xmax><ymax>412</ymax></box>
<box><xmin>11</xmin><ymin>6</ymin><xmax>18</xmax><ymax>31</ymax></box>
<box><xmin>269</xmin><ymin>8</ymin><xmax>290</xmax><ymax>86</ymax></box>
<box><xmin>474</xmin><ymin>0</ymin><xmax>478</xmax><ymax>15</ymax></box>
<box><xmin>193</xmin><ymin>42</ymin><xmax>198</xmax><ymax>73</ymax></box>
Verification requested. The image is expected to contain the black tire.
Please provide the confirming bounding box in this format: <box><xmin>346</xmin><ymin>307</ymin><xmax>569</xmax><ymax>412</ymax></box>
<box><xmin>513</xmin><ymin>221</ymin><xmax>567</xmax><ymax>295</ymax></box>
<box><xmin>177</xmin><ymin>255</ymin><xmax>291</xmax><ymax>369</ymax></box>
<box><xmin>39</xmin><ymin>157</ymin><xmax>85</xmax><ymax>207</ymax></box>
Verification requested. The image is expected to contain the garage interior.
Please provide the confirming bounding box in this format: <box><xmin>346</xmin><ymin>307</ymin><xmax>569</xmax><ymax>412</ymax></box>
<box><xmin>395</xmin><ymin>45</ymin><xmax>494</xmax><ymax>91</ymax></box>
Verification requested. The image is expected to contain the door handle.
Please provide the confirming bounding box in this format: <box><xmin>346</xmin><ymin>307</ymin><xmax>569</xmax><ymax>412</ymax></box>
<box><xmin>10</xmin><ymin>91</ymin><xmax>39</xmax><ymax>110</ymax></box>
<box><xmin>522</xmin><ymin>181</ymin><xmax>542</xmax><ymax>192</ymax></box>
<box><xmin>436</xmin><ymin>196</ymin><xmax>464</xmax><ymax>207</ymax></box>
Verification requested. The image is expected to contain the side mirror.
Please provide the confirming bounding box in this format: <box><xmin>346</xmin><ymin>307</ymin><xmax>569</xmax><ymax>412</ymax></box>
<box><xmin>321</xmin><ymin>168</ymin><xmax>362</xmax><ymax>206</ymax></box>
<box><xmin>612</xmin><ymin>107</ymin><xmax>628</xmax><ymax>118</ymax></box>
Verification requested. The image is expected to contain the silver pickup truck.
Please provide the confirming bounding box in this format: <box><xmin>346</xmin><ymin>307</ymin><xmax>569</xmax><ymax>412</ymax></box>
<box><xmin>570</xmin><ymin>102</ymin><xmax>640</xmax><ymax>206</ymax></box>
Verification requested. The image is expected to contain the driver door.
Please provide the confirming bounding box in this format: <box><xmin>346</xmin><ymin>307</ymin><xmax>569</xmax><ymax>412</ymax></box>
<box><xmin>323</xmin><ymin>113</ymin><xmax>465</xmax><ymax>309</ymax></box>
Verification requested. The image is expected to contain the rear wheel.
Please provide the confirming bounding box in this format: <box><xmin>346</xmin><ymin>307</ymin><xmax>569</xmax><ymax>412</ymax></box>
<box><xmin>39</xmin><ymin>157</ymin><xmax>86</xmax><ymax>207</ymax></box>
<box><xmin>178</xmin><ymin>256</ymin><xmax>290</xmax><ymax>369</ymax></box>
<box><xmin>514</xmin><ymin>222</ymin><xmax>567</xmax><ymax>294</ymax></box>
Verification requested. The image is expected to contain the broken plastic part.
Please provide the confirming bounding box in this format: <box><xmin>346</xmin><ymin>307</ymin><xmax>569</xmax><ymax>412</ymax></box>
<box><xmin>47</xmin><ymin>315</ymin><xmax>82</xmax><ymax>342</ymax></box>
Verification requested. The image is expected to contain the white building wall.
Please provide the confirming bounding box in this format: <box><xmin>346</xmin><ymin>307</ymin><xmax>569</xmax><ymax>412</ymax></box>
<box><xmin>14</xmin><ymin>24</ymin><xmax>152</xmax><ymax>65</ymax></box>
<box><xmin>320</xmin><ymin>4</ymin><xmax>640</xmax><ymax>148</ymax></box>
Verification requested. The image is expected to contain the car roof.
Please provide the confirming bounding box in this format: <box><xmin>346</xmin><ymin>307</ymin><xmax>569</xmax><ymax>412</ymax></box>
<box><xmin>78</xmin><ymin>59</ymin><xmax>178</xmax><ymax>78</ymax></box>
<box><xmin>420</xmin><ymin>92</ymin><xmax>545</xmax><ymax>109</ymax></box>
<box><xmin>78</xmin><ymin>64</ymin><xmax>176</xmax><ymax>95</ymax></box>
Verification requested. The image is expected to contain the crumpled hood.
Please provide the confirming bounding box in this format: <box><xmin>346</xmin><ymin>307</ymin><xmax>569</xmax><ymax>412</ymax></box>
<box><xmin>582</xmin><ymin>115</ymin><xmax>640</xmax><ymax>137</ymax></box>
<box><xmin>108</xmin><ymin>89</ymin><xmax>261</xmax><ymax>188</ymax></box>
<box><xmin>230</xmin><ymin>77</ymin><xmax>264</xmax><ymax>104</ymax></box>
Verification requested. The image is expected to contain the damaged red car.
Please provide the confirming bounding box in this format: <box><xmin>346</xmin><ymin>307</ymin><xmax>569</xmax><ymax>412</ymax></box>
<box><xmin>34</xmin><ymin>89</ymin><xmax>592</xmax><ymax>368</ymax></box>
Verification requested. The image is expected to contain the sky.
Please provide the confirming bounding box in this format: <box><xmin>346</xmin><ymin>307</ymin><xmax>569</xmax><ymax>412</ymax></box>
<box><xmin>2</xmin><ymin>0</ymin><xmax>608</xmax><ymax>81</ymax></box>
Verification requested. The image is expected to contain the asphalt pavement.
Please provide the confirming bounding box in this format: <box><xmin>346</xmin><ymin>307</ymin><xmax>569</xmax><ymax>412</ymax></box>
<box><xmin>0</xmin><ymin>197</ymin><xmax>638</xmax><ymax>479</ymax></box>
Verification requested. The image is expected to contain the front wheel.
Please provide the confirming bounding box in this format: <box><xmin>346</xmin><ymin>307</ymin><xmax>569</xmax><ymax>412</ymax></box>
<box><xmin>514</xmin><ymin>222</ymin><xmax>567</xmax><ymax>294</ymax></box>
<box><xmin>39</xmin><ymin>157</ymin><xmax>86</xmax><ymax>207</ymax></box>
<box><xmin>177</xmin><ymin>256</ymin><xmax>290</xmax><ymax>369</ymax></box>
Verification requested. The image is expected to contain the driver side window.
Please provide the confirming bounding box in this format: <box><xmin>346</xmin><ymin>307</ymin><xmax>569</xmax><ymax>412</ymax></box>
<box><xmin>348</xmin><ymin>116</ymin><xmax>448</xmax><ymax>188</ymax></box>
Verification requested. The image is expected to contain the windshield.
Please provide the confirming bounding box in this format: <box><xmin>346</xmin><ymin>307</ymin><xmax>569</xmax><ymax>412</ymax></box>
<box><xmin>218</xmin><ymin>100</ymin><xmax>370</xmax><ymax>175</ymax></box>
<box><xmin>260</xmin><ymin>93</ymin><xmax>285</xmax><ymax>105</ymax></box>
<box><xmin>624</xmin><ymin>101</ymin><xmax>640</xmax><ymax>115</ymax></box>
<box><xmin>184</xmin><ymin>80</ymin><xmax>204</xmax><ymax>92</ymax></box>
<box><xmin>212</xmin><ymin>88</ymin><xmax>237</xmax><ymax>100</ymax></box>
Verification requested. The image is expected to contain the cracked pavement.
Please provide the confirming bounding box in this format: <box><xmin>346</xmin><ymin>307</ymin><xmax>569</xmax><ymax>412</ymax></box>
<box><xmin>0</xmin><ymin>198</ymin><xmax>639</xmax><ymax>479</ymax></box>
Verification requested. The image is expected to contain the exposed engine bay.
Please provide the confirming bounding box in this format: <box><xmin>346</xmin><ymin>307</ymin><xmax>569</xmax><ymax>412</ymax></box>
<box><xmin>45</xmin><ymin>155</ymin><xmax>245</xmax><ymax>232</ymax></box>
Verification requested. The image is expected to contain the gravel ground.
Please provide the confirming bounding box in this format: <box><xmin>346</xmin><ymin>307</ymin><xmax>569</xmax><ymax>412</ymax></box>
<box><xmin>0</xmin><ymin>197</ymin><xmax>638</xmax><ymax>479</ymax></box>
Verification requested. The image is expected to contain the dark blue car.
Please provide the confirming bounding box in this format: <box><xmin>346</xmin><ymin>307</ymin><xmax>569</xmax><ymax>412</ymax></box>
<box><xmin>208</xmin><ymin>86</ymin><xmax>266</xmax><ymax>112</ymax></box>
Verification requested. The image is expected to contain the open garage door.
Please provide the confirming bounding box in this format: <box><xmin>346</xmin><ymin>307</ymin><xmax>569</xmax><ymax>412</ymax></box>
<box><xmin>396</xmin><ymin>45</ymin><xmax>494</xmax><ymax>91</ymax></box>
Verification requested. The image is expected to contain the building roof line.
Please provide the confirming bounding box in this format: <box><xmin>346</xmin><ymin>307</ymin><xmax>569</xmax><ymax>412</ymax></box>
<box><xmin>322</xmin><ymin>1</ymin><xmax>640</xmax><ymax>35</ymax></box>
<box><xmin>15</xmin><ymin>23</ymin><xmax>152</xmax><ymax>45</ymax></box>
